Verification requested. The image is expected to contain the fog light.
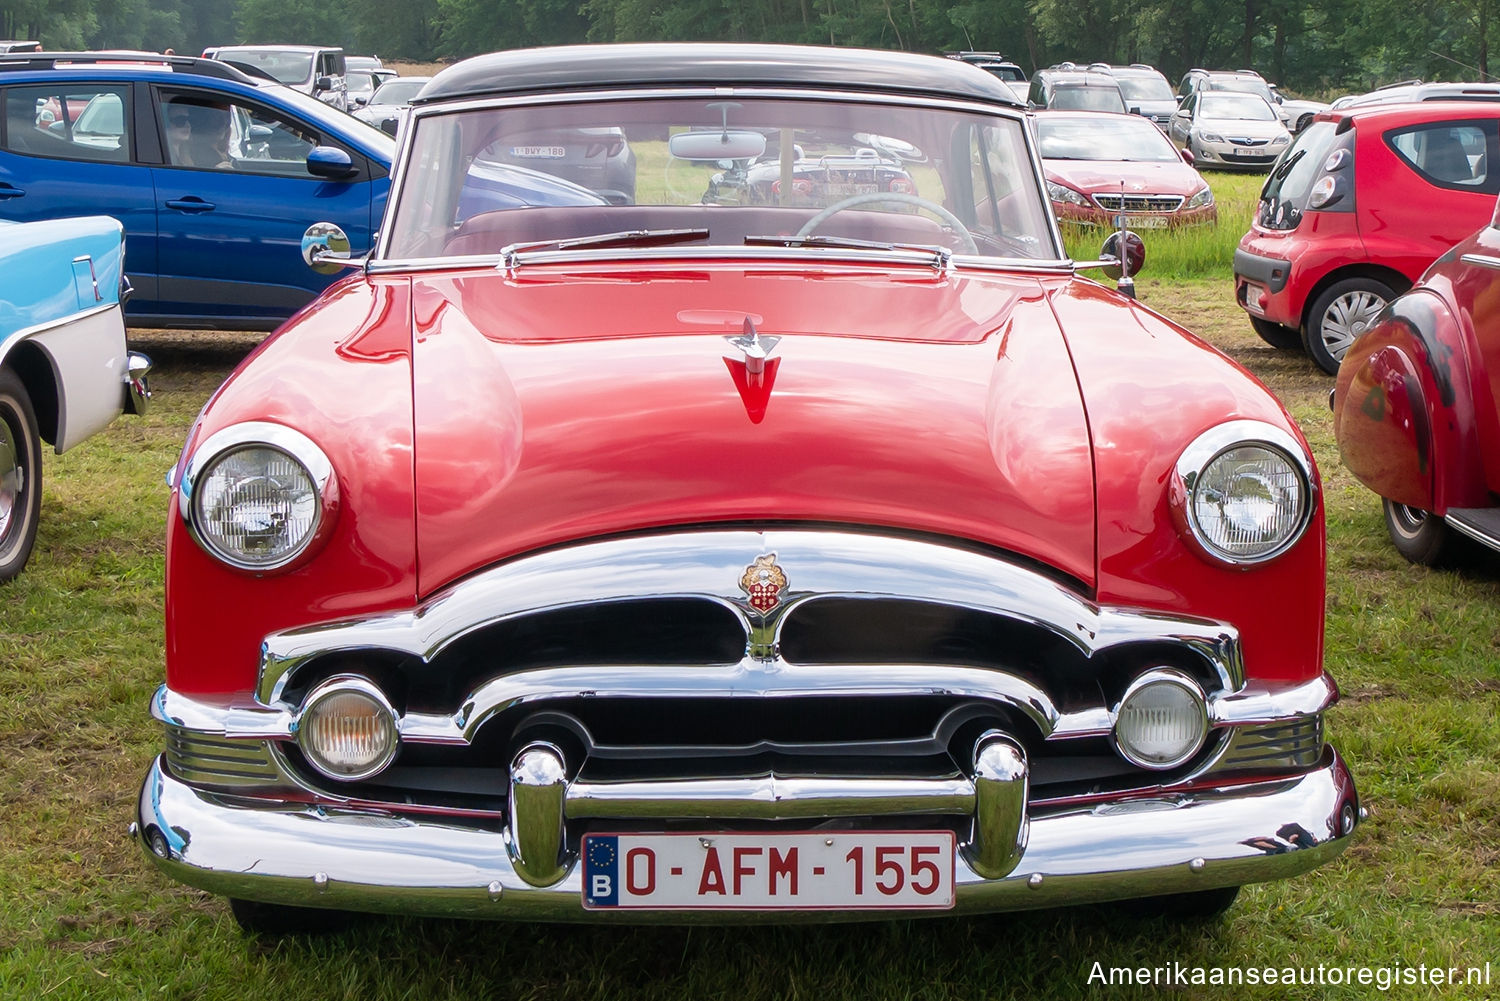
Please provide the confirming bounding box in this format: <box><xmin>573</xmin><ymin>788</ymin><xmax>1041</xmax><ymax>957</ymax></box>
<box><xmin>297</xmin><ymin>677</ymin><xmax>399</xmax><ymax>781</ymax></box>
<box><xmin>1113</xmin><ymin>670</ymin><xmax>1209</xmax><ymax>770</ymax></box>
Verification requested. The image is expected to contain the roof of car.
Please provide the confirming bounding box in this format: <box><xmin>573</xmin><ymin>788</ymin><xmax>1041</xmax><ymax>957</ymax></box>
<box><xmin>211</xmin><ymin>44</ymin><xmax>343</xmax><ymax>54</ymax></box>
<box><xmin>417</xmin><ymin>43</ymin><xmax>1024</xmax><ymax>108</ymax></box>
<box><xmin>0</xmin><ymin>51</ymin><xmax>258</xmax><ymax>83</ymax></box>
<box><xmin>1324</xmin><ymin>99</ymin><xmax>1500</xmax><ymax>127</ymax></box>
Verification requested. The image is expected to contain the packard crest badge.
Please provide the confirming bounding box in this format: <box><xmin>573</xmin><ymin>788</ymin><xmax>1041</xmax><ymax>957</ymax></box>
<box><xmin>739</xmin><ymin>554</ymin><xmax>788</xmax><ymax>613</ymax></box>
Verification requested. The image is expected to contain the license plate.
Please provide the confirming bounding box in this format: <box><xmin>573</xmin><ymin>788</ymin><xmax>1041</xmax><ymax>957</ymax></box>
<box><xmin>1121</xmin><ymin>215</ymin><xmax>1169</xmax><ymax>229</ymax></box>
<box><xmin>1242</xmin><ymin>282</ymin><xmax>1267</xmax><ymax>316</ymax></box>
<box><xmin>582</xmin><ymin>831</ymin><xmax>956</xmax><ymax>910</ymax></box>
<box><xmin>511</xmin><ymin>145</ymin><xmax>566</xmax><ymax>158</ymax></box>
<box><xmin>824</xmin><ymin>182</ymin><xmax>880</xmax><ymax>197</ymax></box>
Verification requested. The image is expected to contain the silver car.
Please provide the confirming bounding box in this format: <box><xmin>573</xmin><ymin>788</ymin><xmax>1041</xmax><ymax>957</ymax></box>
<box><xmin>1169</xmin><ymin>91</ymin><xmax>1290</xmax><ymax>170</ymax></box>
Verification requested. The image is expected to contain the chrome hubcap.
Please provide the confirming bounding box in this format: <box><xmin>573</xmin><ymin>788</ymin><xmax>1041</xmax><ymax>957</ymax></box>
<box><xmin>0</xmin><ymin>419</ymin><xmax>22</xmax><ymax>542</ymax></box>
<box><xmin>1389</xmin><ymin>503</ymin><xmax>1431</xmax><ymax>538</ymax></box>
<box><xmin>1320</xmin><ymin>291</ymin><xmax>1388</xmax><ymax>359</ymax></box>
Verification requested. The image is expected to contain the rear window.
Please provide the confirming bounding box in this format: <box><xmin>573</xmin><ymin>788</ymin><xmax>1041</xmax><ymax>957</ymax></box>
<box><xmin>1050</xmin><ymin>85</ymin><xmax>1125</xmax><ymax>113</ymax></box>
<box><xmin>1256</xmin><ymin>122</ymin><xmax>1341</xmax><ymax>229</ymax></box>
<box><xmin>1385</xmin><ymin>120</ymin><xmax>1499</xmax><ymax>194</ymax></box>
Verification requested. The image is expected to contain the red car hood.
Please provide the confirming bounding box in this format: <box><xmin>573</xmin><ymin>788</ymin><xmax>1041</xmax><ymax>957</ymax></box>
<box><xmin>1045</xmin><ymin>159</ymin><xmax>1202</xmax><ymax>196</ymax></box>
<box><xmin>410</xmin><ymin>262</ymin><xmax>1096</xmax><ymax>594</ymax></box>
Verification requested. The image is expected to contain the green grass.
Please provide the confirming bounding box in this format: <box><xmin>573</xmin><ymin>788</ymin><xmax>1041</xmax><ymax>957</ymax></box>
<box><xmin>2</xmin><ymin>235</ymin><xmax>1499</xmax><ymax>996</ymax></box>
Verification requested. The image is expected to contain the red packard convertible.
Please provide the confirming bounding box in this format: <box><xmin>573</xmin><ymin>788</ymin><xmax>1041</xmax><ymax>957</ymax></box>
<box><xmin>137</xmin><ymin>44</ymin><xmax>1358</xmax><ymax>933</ymax></box>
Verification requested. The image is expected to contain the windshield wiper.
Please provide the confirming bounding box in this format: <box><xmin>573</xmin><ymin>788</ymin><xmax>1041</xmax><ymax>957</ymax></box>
<box><xmin>499</xmin><ymin>228</ymin><xmax>709</xmax><ymax>268</ymax></box>
<box><xmin>745</xmin><ymin>233</ymin><xmax>953</xmax><ymax>267</ymax></box>
<box><xmin>1270</xmin><ymin>148</ymin><xmax>1306</xmax><ymax>182</ymax></box>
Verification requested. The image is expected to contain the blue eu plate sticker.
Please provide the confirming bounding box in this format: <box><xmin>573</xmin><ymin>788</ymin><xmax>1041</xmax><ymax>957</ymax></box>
<box><xmin>583</xmin><ymin>835</ymin><xmax>619</xmax><ymax>906</ymax></box>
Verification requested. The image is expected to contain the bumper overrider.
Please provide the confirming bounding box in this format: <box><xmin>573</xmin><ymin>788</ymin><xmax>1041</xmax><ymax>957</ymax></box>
<box><xmin>137</xmin><ymin>529</ymin><xmax>1359</xmax><ymax>922</ymax></box>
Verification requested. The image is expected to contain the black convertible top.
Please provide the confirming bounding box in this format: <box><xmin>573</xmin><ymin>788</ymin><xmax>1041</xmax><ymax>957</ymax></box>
<box><xmin>417</xmin><ymin>43</ymin><xmax>1024</xmax><ymax>108</ymax></box>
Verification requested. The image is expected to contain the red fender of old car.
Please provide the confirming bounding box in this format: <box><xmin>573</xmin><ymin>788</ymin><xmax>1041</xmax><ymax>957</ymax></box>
<box><xmin>165</xmin><ymin>261</ymin><xmax>1325</xmax><ymax>699</ymax></box>
<box><xmin>1333</xmin><ymin>222</ymin><xmax>1500</xmax><ymax>514</ymax></box>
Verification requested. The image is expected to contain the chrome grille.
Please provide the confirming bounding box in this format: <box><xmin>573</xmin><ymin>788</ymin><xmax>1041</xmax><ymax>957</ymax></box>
<box><xmin>164</xmin><ymin>728</ymin><xmax>283</xmax><ymax>788</ymax></box>
<box><xmin>1218</xmin><ymin>717</ymin><xmax>1322</xmax><ymax>771</ymax></box>
<box><xmin>1092</xmin><ymin>193</ymin><xmax>1185</xmax><ymax>213</ymax></box>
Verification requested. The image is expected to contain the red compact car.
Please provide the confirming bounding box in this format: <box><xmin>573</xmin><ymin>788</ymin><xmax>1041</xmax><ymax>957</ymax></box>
<box><xmin>1235</xmin><ymin>102</ymin><xmax>1500</xmax><ymax>374</ymax></box>
<box><xmin>1035</xmin><ymin>110</ymin><xmax>1216</xmax><ymax>229</ymax></box>
<box><xmin>1333</xmin><ymin>197</ymin><xmax>1500</xmax><ymax>564</ymax></box>
<box><xmin>136</xmin><ymin>44</ymin><xmax>1358</xmax><ymax>935</ymax></box>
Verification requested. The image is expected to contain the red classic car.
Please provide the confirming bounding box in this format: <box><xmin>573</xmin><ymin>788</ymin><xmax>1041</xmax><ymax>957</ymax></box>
<box><xmin>1333</xmin><ymin>197</ymin><xmax>1500</xmax><ymax>565</ymax></box>
<box><xmin>136</xmin><ymin>44</ymin><xmax>1358</xmax><ymax>934</ymax></box>
<box><xmin>1235</xmin><ymin>102</ymin><xmax>1500</xmax><ymax>374</ymax></box>
<box><xmin>1034</xmin><ymin>110</ymin><xmax>1216</xmax><ymax>229</ymax></box>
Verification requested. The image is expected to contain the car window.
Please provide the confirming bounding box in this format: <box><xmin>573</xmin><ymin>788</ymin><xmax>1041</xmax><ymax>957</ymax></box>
<box><xmin>161</xmin><ymin>92</ymin><xmax>322</xmax><ymax>177</ymax></box>
<box><xmin>1117</xmin><ymin>77</ymin><xmax>1174</xmax><ymax>103</ymax></box>
<box><xmin>1199</xmin><ymin>94</ymin><xmax>1277</xmax><ymax>121</ymax></box>
<box><xmin>1386</xmin><ymin>121</ymin><xmax>1499</xmax><ymax>193</ymax></box>
<box><xmin>1036</xmin><ymin>117</ymin><xmax>1180</xmax><ymax>162</ymax></box>
<box><xmin>1049</xmin><ymin>86</ymin><xmax>1126</xmax><ymax>113</ymax></box>
<box><xmin>216</xmin><ymin>48</ymin><xmax>313</xmax><ymax>86</ymax></box>
<box><xmin>2</xmin><ymin>83</ymin><xmax>130</xmax><ymax>162</ymax></box>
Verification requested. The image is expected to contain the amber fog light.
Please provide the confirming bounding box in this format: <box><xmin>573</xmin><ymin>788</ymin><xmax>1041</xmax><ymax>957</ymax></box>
<box><xmin>1112</xmin><ymin>670</ymin><xmax>1209</xmax><ymax>770</ymax></box>
<box><xmin>297</xmin><ymin>678</ymin><xmax>400</xmax><ymax>781</ymax></box>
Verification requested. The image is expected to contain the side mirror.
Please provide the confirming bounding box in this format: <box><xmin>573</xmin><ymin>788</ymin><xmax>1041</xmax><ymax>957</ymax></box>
<box><xmin>307</xmin><ymin>145</ymin><xmax>358</xmax><ymax>180</ymax></box>
<box><xmin>314</xmin><ymin>75</ymin><xmax>333</xmax><ymax>93</ymax></box>
<box><xmin>302</xmin><ymin>221</ymin><xmax>353</xmax><ymax>274</ymax></box>
<box><xmin>1129</xmin><ymin>105</ymin><xmax>1141</xmax><ymax>116</ymax></box>
<box><xmin>380</xmin><ymin>119</ymin><xmax>398</xmax><ymax>136</ymax></box>
<box><xmin>1180</xmin><ymin>146</ymin><xmax>1196</xmax><ymax>165</ymax></box>
<box><xmin>1100</xmin><ymin>229</ymin><xmax>1147</xmax><ymax>292</ymax></box>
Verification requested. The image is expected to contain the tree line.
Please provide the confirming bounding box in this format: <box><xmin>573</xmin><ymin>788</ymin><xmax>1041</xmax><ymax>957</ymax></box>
<box><xmin>2</xmin><ymin>0</ymin><xmax>1494</xmax><ymax>96</ymax></box>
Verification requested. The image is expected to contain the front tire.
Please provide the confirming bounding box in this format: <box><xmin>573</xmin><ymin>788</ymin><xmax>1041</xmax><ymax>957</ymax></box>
<box><xmin>1304</xmin><ymin>278</ymin><xmax>1396</xmax><ymax>375</ymax></box>
<box><xmin>1249</xmin><ymin>316</ymin><xmax>1301</xmax><ymax>350</ymax></box>
<box><xmin>1383</xmin><ymin>499</ymin><xmax>1460</xmax><ymax>566</ymax></box>
<box><xmin>0</xmin><ymin>369</ymin><xmax>42</xmax><ymax>582</ymax></box>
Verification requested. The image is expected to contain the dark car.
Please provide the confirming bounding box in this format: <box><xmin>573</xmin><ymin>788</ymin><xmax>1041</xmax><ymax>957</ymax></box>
<box><xmin>1027</xmin><ymin>65</ymin><xmax>1127</xmax><ymax>112</ymax></box>
<box><xmin>1333</xmin><ymin>195</ymin><xmax>1500</xmax><ymax>564</ymax></box>
<box><xmin>134</xmin><ymin>42</ymin><xmax>1357</xmax><ymax>936</ymax></box>
<box><xmin>1093</xmin><ymin>64</ymin><xmax>1177</xmax><ymax>129</ymax></box>
<box><xmin>0</xmin><ymin>51</ymin><xmax>394</xmax><ymax>329</ymax></box>
<box><xmin>352</xmin><ymin>75</ymin><xmax>430</xmax><ymax>136</ymax></box>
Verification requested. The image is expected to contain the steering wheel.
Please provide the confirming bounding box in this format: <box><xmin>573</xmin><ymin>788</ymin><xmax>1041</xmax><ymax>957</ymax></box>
<box><xmin>794</xmin><ymin>192</ymin><xmax>978</xmax><ymax>255</ymax></box>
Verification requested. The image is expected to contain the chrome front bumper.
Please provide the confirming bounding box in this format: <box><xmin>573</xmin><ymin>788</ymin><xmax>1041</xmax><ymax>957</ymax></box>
<box><xmin>136</xmin><ymin>746</ymin><xmax>1358</xmax><ymax>922</ymax></box>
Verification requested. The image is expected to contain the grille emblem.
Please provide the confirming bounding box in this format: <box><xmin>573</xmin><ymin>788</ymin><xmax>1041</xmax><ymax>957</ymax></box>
<box><xmin>739</xmin><ymin>554</ymin><xmax>788</xmax><ymax>613</ymax></box>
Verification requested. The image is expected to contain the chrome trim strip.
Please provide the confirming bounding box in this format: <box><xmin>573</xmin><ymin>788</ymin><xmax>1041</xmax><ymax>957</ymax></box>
<box><xmin>254</xmin><ymin>530</ymin><xmax>1245</xmax><ymax>707</ymax></box>
<box><xmin>0</xmin><ymin>300</ymin><xmax>119</xmax><ymax>365</ymax></box>
<box><xmin>1459</xmin><ymin>253</ymin><xmax>1500</xmax><ymax>271</ymax></box>
<box><xmin>363</xmin><ymin>253</ymin><xmax>1076</xmax><ymax>277</ymax></box>
<box><xmin>1444</xmin><ymin>511</ymin><xmax>1500</xmax><ymax>550</ymax></box>
<box><xmin>566</xmin><ymin>775</ymin><xmax>977</xmax><ymax>820</ymax></box>
<box><xmin>135</xmin><ymin>747</ymin><xmax>1359</xmax><ymax>921</ymax></box>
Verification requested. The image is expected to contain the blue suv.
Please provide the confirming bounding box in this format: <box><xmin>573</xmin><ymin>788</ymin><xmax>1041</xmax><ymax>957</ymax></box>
<box><xmin>0</xmin><ymin>52</ymin><xmax>394</xmax><ymax>329</ymax></box>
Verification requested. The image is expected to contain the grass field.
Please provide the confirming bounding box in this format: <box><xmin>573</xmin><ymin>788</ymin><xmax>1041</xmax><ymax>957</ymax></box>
<box><xmin>1</xmin><ymin>169</ymin><xmax>1498</xmax><ymax>999</ymax></box>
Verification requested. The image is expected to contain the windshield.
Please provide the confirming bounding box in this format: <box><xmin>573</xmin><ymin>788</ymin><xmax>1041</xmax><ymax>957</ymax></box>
<box><xmin>1200</xmin><ymin>94</ymin><xmax>1277</xmax><ymax>121</ymax></box>
<box><xmin>385</xmin><ymin>95</ymin><xmax>1058</xmax><ymax>263</ymax></box>
<box><xmin>1116</xmin><ymin>77</ymin><xmax>1174</xmax><ymax>103</ymax></box>
<box><xmin>372</xmin><ymin>80</ymin><xmax>425</xmax><ymax>105</ymax></box>
<box><xmin>1036</xmin><ymin>116</ymin><xmax>1179</xmax><ymax>162</ymax></box>
<box><xmin>1050</xmin><ymin>86</ymin><xmax>1126</xmax><ymax>112</ymax></box>
<box><xmin>215</xmin><ymin>48</ymin><xmax>314</xmax><ymax>86</ymax></box>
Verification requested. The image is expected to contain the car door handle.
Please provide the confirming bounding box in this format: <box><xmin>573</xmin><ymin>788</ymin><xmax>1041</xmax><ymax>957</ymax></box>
<box><xmin>0</xmin><ymin>183</ymin><xmax>23</xmax><ymax>199</ymax></box>
<box><xmin>165</xmin><ymin>197</ymin><xmax>215</xmax><ymax>213</ymax></box>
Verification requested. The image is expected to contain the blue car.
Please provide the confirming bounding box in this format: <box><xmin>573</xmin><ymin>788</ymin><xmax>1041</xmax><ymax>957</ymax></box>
<box><xmin>0</xmin><ymin>52</ymin><xmax>395</xmax><ymax>330</ymax></box>
<box><xmin>1</xmin><ymin>215</ymin><xmax>149</xmax><ymax>580</ymax></box>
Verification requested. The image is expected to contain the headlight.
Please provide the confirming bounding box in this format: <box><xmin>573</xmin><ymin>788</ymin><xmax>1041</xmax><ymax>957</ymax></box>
<box><xmin>180</xmin><ymin>422</ymin><xmax>338</xmax><ymax>572</ymax></box>
<box><xmin>1272</xmin><ymin>135</ymin><xmax>1290</xmax><ymax>145</ymax></box>
<box><xmin>297</xmin><ymin>676</ymin><xmax>400</xmax><ymax>781</ymax></box>
<box><xmin>1046</xmin><ymin>181</ymin><xmax>1090</xmax><ymax>207</ymax></box>
<box><xmin>1185</xmin><ymin>185</ymin><xmax>1215</xmax><ymax>209</ymax></box>
<box><xmin>1113</xmin><ymin>669</ymin><xmax>1209</xmax><ymax>769</ymax></box>
<box><xmin>1171</xmin><ymin>420</ymin><xmax>1315</xmax><ymax>565</ymax></box>
<box><xmin>1198</xmin><ymin>131</ymin><xmax>1225</xmax><ymax>143</ymax></box>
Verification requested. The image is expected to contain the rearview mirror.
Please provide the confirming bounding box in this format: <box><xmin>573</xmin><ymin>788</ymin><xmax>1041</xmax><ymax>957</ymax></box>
<box><xmin>669</xmin><ymin>130</ymin><xmax>767</xmax><ymax>161</ymax></box>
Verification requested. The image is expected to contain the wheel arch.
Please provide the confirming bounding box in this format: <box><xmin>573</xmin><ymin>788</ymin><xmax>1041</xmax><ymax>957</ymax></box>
<box><xmin>1</xmin><ymin>340</ymin><xmax>60</xmax><ymax>448</ymax></box>
<box><xmin>1299</xmin><ymin>264</ymin><xmax>1413</xmax><ymax>332</ymax></box>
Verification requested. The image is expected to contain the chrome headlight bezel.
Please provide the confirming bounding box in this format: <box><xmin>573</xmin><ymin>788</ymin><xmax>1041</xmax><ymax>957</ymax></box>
<box><xmin>295</xmin><ymin>675</ymin><xmax>401</xmax><ymax>782</ymax></box>
<box><xmin>1111</xmin><ymin>668</ymin><xmax>1211</xmax><ymax>770</ymax></box>
<box><xmin>1171</xmin><ymin>420</ymin><xmax>1316</xmax><ymax>566</ymax></box>
<box><xmin>179</xmin><ymin>421</ymin><xmax>339</xmax><ymax>573</ymax></box>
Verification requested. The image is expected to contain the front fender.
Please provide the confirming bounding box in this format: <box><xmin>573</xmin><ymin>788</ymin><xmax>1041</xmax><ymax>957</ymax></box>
<box><xmin>1333</xmin><ymin>289</ymin><xmax>1484</xmax><ymax>512</ymax></box>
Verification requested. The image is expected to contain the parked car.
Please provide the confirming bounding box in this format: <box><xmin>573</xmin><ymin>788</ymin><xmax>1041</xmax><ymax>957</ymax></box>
<box><xmin>0</xmin><ymin>215</ymin><xmax>150</xmax><ymax>580</ymax></box>
<box><xmin>1093</xmin><ymin>64</ymin><xmax>1176</xmax><ymax>129</ymax></box>
<box><xmin>1332</xmin><ymin>197</ymin><xmax>1500</xmax><ymax>564</ymax></box>
<box><xmin>1169</xmin><ymin>90</ymin><xmax>1290</xmax><ymax>171</ymax></box>
<box><xmin>1234</xmin><ymin>101</ymin><xmax>1500</xmax><ymax>373</ymax></box>
<box><xmin>0</xmin><ymin>41</ymin><xmax>40</xmax><ymax>54</ymax></box>
<box><xmin>1268</xmin><ymin>84</ymin><xmax>1330</xmax><ymax>133</ymax></box>
<box><xmin>944</xmin><ymin>51</ymin><xmax>1026</xmax><ymax>83</ymax></box>
<box><xmin>698</xmin><ymin>137</ymin><xmax>920</xmax><ymax>207</ymax></box>
<box><xmin>1177</xmin><ymin>68</ymin><xmax>1290</xmax><ymax>126</ymax></box>
<box><xmin>474</xmin><ymin>124</ymin><xmax>637</xmax><ymax>204</ymax></box>
<box><xmin>351</xmin><ymin>75</ymin><xmax>429</xmax><ymax>135</ymax></box>
<box><xmin>1035</xmin><ymin>110</ymin><xmax>1216</xmax><ymax>228</ymax></box>
<box><xmin>1332</xmin><ymin>79</ymin><xmax>1500</xmax><ymax>110</ymax></box>
<box><xmin>345</xmin><ymin>69</ymin><xmax>379</xmax><ymax>108</ymax></box>
<box><xmin>0</xmin><ymin>51</ymin><xmax>395</xmax><ymax>329</ymax></box>
<box><xmin>208</xmin><ymin>44</ymin><xmax>349</xmax><ymax>111</ymax></box>
<box><xmin>1026</xmin><ymin>64</ymin><xmax>1127</xmax><ymax>112</ymax></box>
<box><xmin>135</xmin><ymin>42</ymin><xmax>1358</xmax><ymax>936</ymax></box>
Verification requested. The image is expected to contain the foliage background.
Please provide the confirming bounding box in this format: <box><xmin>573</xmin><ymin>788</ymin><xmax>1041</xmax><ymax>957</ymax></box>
<box><xmin>1</xmin><ymin>0</ymin><xmax>1496</xmax><ymax>95</ymax></box>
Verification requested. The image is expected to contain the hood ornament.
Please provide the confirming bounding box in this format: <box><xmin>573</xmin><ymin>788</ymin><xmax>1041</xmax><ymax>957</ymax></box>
<box><xmin>725</xmin><ymin>318</ymin><xmax>780</xmax><ymax>385</ymax></box>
